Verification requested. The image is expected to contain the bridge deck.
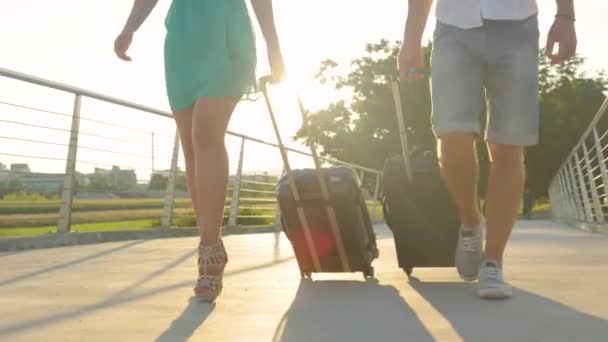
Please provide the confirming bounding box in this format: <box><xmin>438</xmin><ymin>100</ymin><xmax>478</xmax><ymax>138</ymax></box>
<box><xmin>0</xmin><ymin>221</ymin><xmax>607</xmax><ymax>341</ymax></box>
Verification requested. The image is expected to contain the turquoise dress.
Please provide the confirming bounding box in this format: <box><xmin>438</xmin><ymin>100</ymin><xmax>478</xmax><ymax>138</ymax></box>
<box><xmin>164</xmin><ymin>0</ymin><xmax>257</xmax><ymax>111</ymax></box>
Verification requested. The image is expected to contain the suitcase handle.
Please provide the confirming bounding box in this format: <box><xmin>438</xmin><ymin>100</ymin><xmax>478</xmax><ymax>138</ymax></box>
<box><xmin>390</xmin><ymin>80</ymin><xmax>414</xmax><ymax>182</ymax></box>
<box><xmin>259</xmin><ymin>76</ymin><xmax>351</xmax><ymax>273</ymax></box>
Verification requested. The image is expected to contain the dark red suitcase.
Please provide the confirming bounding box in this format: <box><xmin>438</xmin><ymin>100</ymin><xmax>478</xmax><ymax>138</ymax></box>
<box><xmin>260</xmin><ymin>77</ymin><xmax>378</xmax><ymax>280</ymax></box>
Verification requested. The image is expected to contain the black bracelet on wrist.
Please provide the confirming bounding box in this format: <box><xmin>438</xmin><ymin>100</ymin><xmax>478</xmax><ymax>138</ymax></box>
<box><xmin>555</xmin><ymin>13</ymin><xmax>576</xmax><ymax>22</ymax></box>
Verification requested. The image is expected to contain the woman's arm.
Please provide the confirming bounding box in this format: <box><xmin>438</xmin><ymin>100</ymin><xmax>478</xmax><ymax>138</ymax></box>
<box><xmin>114</xmin><ymin>0</ymin><xmax>159</xmax><ymax>61</ymax></box>
<box><xmin>250</xmin><ymin>0</ymin><xmax>285</xmax><ymax>80</ymax></box>
<box><xmin>122</xmin><ymin>0</ymin><xmax>159</xmax><ymax>34</ymax></box>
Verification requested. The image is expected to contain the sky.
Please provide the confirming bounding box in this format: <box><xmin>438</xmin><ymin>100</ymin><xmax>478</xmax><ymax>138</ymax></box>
<box><xmin>1</xmin><ymin>0</ymin><xmax>607</xmax><ymax>181</ymax></box>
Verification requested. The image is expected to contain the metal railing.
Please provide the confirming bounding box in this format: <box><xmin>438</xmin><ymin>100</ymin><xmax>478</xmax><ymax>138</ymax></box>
<box><xmin>0</xmin><ymin>68</ymin><xmax>383</xmax><ymax>235</ymax></box>
<box><xmin>548</xmin><ymin>96</ymin><xmax>608</xmax><ymax>231</ymax></box>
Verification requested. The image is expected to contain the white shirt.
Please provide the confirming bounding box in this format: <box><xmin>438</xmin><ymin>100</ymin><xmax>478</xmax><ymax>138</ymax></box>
<box><xmin>436</xmin><ymin>0</ymin><xmax>538</xmax><ymax>29</ymax></box>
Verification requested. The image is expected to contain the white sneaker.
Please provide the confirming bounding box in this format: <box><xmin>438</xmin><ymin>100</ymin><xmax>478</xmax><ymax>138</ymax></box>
<box><xmin>478</xmin><ymin>260</ymin><xmax>512</xmax><ymax>299</ymax></box>
<box><xmin>455</xmin><ymin>220</ymin><xmax>484</xmax><ymax>281</ymax></box>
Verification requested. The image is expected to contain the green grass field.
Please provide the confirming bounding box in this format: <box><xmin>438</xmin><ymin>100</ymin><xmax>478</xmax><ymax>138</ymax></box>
<box><xmin>0</xmin><ymin>193</ymin><xmax>553</xmax><ymax>238</ymax></box>
<box><xmin>0</xmin><ymin>196</ymin><xmax>385</xmax><ymax>237</ymax></box>
<box><xmin>0</xmin><ymin>219</ymin><xmax>161</xmax><ymax>237</ymax></box>
<box><xmin>0</xmin><ymin>197</ymin><xmax>276</xmax><ymax>215</ymax></box>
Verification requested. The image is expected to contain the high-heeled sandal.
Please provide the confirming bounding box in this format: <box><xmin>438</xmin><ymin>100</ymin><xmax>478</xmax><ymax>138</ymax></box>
<box><xmin>194</xmin><ymin>240</ymin><xmax>228</xmax><ymax>302</ymax></box>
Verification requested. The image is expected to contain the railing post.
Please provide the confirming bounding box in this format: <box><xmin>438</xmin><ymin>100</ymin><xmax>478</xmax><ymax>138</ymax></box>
<box><xmin>550</xmin><ymin>178</ymin><xmax>559</xmax><ymax>219</ymax></box>
<box><xmin>371</xmin><ymin>173</ymin><xmax>381</xmax><ymax>222</ymax></box>
<box><xmin>558</xmin><ymin>172</ymin><xmax>573</xmax><ymax>219</ymax></box>
<box><xmin>549</xmin><ymin>183</ymin><xmax>559</xmax><ymax>219</ymax></box>
<box><xmin>574</xmin><ymin>152</ymin><xmax>594</xmax><ymax>222</ymax></box>
<box><xmin>57</xmin><ymin>94</ymin><xmax>82</xmax><ymax>233</ymax></box>
<box><xmin>228</xmin><ymin>137</ymin><xmax>245</xmax><ymax>227</ymax></box>
<box><xmin>582</xmin><ymin>141</ymin><xmax>603</xmax><ymax>222</ymax></box>
<box><xmin>592</xmin><ymin>127</ymin><xmax>608</xmax><ymax>216</ymax></box>
<box><xmin>151</xmin><ymin>132</ymin><xmax>155</xmax><ymax>174</ymax></box>
<box><xmin>566</xmin><ymin>162</ymin><xmax>584</xmax><ymax>221</ymax></box>
<box><xmin>161</xmin><ymin>129</ymin><xmax>180</xmax><ymax>228</ymax></box>
<box><xmin>274</xmin><ymin>166</ymin><xmax>285</xmax><ymax>231</ymax></box>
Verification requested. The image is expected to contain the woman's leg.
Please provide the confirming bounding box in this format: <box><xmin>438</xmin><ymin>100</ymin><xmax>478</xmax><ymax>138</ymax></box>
<box><xmin>173</xmin><ymin>106</ymin><xmax>201</xmax><ymax>222</ymax></box>
<box><xmin>191</xmin><ymin>96</ymin><xmax>240</xmax><ymax>246</ymax></box>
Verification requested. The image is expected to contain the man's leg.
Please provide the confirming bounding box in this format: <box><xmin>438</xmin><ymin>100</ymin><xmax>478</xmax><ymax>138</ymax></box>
<box><xmin>437</xmin><ymin>134</ymin><xmax>484</xmax><ymax>281</ymax></box>
<box><xmin>438</xmin><ymin>134</ymin><xmax>481</xmax><ymax>228</ymax></box>
<box><xmin>431</xmin><ymin>22</ymin><xmax>485</xmax><ymax>281</ymax></box>
<box><xmin>478</xmin><ymin>15</ymin><xmax>540</xmax><ymax>299</ymax></box>
<box><xmin>484</xmin><ymin>143</ymin><xmax>525</xmax><ymax>266</ymax></box>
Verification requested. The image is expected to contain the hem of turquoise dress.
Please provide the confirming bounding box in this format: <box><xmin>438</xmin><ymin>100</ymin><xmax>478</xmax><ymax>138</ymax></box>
<box><xmin>168</xmin><ymin>81</ymin><xmax>257</xmax><ymax>112</ymax></box>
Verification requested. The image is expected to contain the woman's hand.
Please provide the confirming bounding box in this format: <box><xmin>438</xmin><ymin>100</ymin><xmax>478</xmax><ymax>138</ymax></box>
<box><xmin>114</xmin><ymin>31</ymin><xmax>134</xmax><ymax>61</ymax></box>
<box><xmin>251</xmin><ymin>0</ymin><xmax>285</xmax><ymax>82</ymax></box>
<box><xmin>268</xmin><ymin>48</ymin><xmax>286</xmax><ymax>83</ymax></box>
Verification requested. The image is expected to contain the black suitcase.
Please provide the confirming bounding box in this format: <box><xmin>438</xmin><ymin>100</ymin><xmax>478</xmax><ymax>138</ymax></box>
<box><xmin>260</xmin><ymin>77</ymin><xmax>379</xmax><ymax>280</ymax></box>
<box><xmin>382</xmin><ymin>80</ymin><xmax>460</xmax><ymax>276</ymax></box>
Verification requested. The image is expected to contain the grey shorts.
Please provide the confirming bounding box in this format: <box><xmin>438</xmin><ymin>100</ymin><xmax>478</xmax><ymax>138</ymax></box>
<box><xmin>430</xmin><ymin>15</ymin><xmax>540</xmax><ymax>146</ymax></box>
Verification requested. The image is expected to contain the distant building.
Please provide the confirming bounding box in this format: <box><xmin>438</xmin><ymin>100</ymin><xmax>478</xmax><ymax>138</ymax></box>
<box><xmin>152</xmin><ymin>168</ymin><xmax>185</xmax><ymax>179</ymax></box>
<box><xmin>0</xmin><ymin>162</ymin><xmax>8</xmax><ymax>183</ymax></box>
<box><xmin>0</xmin><ymin>161</ymin><xmax>89</xmax><ymax>193</ymax></box>
<box><xmin>91</xmin><ymin>166</ymin><xmax>137</xmax><ymax>190</ymax></box>
<box><xmin>10</xmin><ymin>163</ymin><xmax>30</xmax><ymax>174</ymax></box>
<box><xmin>18</xmin><ymin>172</ymin><xmax>64</xmax><ymax>193</ymax></box>
<box><xmin>0</xmin><ymin>170</ymin><xmax>9</xmax><ymax>183</ymax></box>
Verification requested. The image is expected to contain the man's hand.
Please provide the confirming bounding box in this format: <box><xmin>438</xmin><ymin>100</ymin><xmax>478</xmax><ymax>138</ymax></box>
<box><xmin>545</xmin><ymin>17</ymin><xmax>577</xmax><ymax>65</ymax></box>
<box><xmin>398</xmin><ymin>42</ymin><xmax>425</xmax><ymax>81</ymax></box>
<box><xmin>114</xmin><ymin>31</ymin><xmax>133</xmax><ymax>61</ymax></box>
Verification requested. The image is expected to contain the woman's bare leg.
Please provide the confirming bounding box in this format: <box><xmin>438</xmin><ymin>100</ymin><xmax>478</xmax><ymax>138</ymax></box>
<box><xmin>191</xmin><ymin>96</ymin><xmax>240</xmax><ymax>246</ymax></box>
<box><xmin>173</xmin><ymin>106</ymin><xmax>201</xmax><ymax>222</ymax></box>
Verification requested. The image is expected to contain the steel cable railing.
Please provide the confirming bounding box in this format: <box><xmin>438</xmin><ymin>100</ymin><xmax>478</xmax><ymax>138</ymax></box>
<box><xmin>548</xmin><ymin>96</ymin><xmax>608</xmax><ymax>232</ymax></box>
<box><xmin>0</xmin><ymin>67</ymin><xmax>383</xmax><ymax>236</ymax></box>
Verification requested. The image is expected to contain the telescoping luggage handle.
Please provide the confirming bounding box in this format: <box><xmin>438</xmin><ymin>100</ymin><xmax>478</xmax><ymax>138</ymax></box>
<box><xmin>390</xmin><ymin>80</ymin><xmax>414</xmax><ymax>182</ymax></box>
<box><xmin>259</xmin><ymin>76</ymin><xmax>351</xmax><ymax>274</ymax></box>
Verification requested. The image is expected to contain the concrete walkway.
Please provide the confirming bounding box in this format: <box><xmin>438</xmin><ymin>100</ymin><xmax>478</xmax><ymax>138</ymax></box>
<box><xmin>0</xmin><ymin>221</ymin><xmax>606</xmax><ymax>342</ymax></box>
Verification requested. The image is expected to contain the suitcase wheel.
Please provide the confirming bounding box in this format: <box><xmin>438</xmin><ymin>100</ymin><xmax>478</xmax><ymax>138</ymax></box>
<box><xmin>403</xmin><ymin>267</ymin><xmax>413</xmax><ymax>277</ymax></box>
<box><xmin>300</xmin><ymin>271</ymin><xmax>312</xmax><ymax>280</ymax></box>
<box><xmin>363</xmin><ymin>266</ymin><xmax>375</xmax><ymax>279</ymax></box>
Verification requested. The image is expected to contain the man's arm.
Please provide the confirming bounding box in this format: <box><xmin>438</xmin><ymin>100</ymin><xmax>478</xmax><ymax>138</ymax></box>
<box><xmin>403</xmin><ymin>0</ymin><xmax>434</xmax><ymax>45</ymax></box>
<box><xmin>556</xmin><ymin>0</ymin><xmax>575</xmax><ymax>19</ymax></box>
<box><xmin>546</xmin><ymin>0</ymin><xmax>576</xmax><ymax>65</ymax></box>
<box><xmin>398</xmin><ymin>0</ymin><xmax>433</xmax><ymax>80</ymax></box>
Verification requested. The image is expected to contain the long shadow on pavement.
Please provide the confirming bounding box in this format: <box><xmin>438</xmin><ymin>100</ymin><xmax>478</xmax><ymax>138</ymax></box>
<box><xmin>273</xmin><ymin>279</ymin><xmax>434</xmax><ymax>342</ymax></box>
<box><xmin>409</xmin><ymin>281</ymin><xmax>608</xmax><ymax>342</ymax></box>
<box><xmin>156</xmin><ymin>299</ymin><xmax>215</xmax><ymax>342</ymax></box>
<box><xmin>0</xmin><ymin>239</ymin><xmax>148</xmax><ymax>287</ymax></box>
<box><xmin>0</xmin><ymin>253</ymin><xmax>293</xmax><ymax>338</ymax></box>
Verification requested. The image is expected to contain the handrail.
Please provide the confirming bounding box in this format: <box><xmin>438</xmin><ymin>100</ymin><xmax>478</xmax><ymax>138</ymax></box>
<box><xmin>0</xmin><ymin>67</ymin><xmax>380</xmax><ymax>175</ymax></box>
<box><xmin>0</xmin><ymin>68</ymin><xmax>171</xmax><ymax>118</ymax></box>
<box><xmin>554</xmin><ymin>96</ymin><xmax>608</xmax><ymax>178</ymax></box>
<box><xmin>548</xmin><ymin>94</ymin><xmax>608</xmax><ymax>229</ymax></box>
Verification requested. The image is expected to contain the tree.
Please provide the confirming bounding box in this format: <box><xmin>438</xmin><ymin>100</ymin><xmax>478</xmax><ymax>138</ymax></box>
<box><xmin>526</xmin><ymin>56</ymin><xmax>608</xmax><ymax>195</ymax></box>
<box><xmin>7</xmin><ymin>179</ymin><xmax>24</xmax><ymax>193</ymax></box>
<box><xmin>295</xmin><ymin>40</ymin><xmax>607</xmax><ymax>196</ymax></box>
<box><xmin>88</xmin><ymin>173</ymin><xmax>111</xmax><ymax>191</ymax></box>
<box><xmin>295</xmin><ymin>40</ymin><xmax>436</xmax><ymax>168</ymax></box>
<box><xmin>176</xmin><ymin>173</ymin><xmax>188</xmax><ymax>192</ymax></box>
<box><xmin>148</xmin><ymin>173</ymin><xmax>168</xmax><ymax>191</ymax></box>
